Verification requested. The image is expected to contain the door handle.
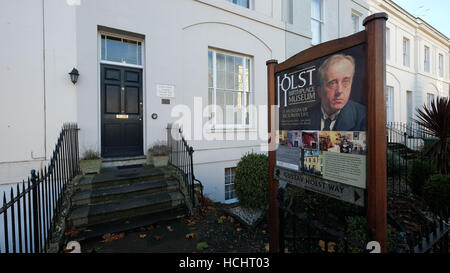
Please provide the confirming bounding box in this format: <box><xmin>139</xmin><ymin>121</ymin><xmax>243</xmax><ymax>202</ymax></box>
<box><xmin>139</xmin><ymin>101</ymin><xmax>143</xmax><ymax>121</ymax></box>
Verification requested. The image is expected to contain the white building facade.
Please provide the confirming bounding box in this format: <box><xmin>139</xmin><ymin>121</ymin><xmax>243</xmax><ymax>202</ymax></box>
<box><xmin>1</xmin><ymin>0</ymin><xmax>448</xmax><ymax>203</ymax></box>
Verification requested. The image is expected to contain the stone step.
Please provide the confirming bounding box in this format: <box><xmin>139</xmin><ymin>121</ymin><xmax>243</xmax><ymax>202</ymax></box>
<box><xmin>67</xmin><ymin>191</ymin><xmax>185</xmax><ymax>228</ymax></box>
<box><xmin>75</xmin><ymin>166</ymin><xmax>177</xmax><ymax>192</ymax></box>
<box><xmin>71</xmin><ymin>179</ymin><xmax>179</xmax><ymax>207</ymax></box>
<box><xmin>71</xmin><ymin>208</ymin><xmax>188</xmax><ymax>241</ymax></box>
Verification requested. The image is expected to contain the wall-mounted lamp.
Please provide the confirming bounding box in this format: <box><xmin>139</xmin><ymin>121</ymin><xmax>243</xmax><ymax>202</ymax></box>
<box><xmin>69</xmin><ymin>68</ymin><xmax>79</xmax><ymax>84</ymax></box>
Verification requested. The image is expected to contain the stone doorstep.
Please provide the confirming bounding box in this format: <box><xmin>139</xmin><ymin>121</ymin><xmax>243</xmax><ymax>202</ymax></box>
<box><xmin>70</xmin><ymin>208</ymin><xmax>188</xmax><ymax>242</ymax></box>
<box><xmin>71</xmin><ymin>179</ymin><xmax>179</xmax><ymax>206</ymax></box>
<box><xmin>68</xmin><ymin>191</ymin><xmax>185</xmax><ymax>227</ymax></box>
<box><xmin>75</xmin><ymin>167</ymin><xmax>177</xmax><ymax>191</ymax></box>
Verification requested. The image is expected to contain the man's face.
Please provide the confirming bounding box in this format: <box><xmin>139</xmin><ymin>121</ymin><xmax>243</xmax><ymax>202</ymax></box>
<box><xmin>319</xmin><ymin>59</ymin><xmax>354</xmax><ymax>115</ymax></box>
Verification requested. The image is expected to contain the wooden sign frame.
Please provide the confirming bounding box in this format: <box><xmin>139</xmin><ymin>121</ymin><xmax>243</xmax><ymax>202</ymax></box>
<box><xmin>267</xmin><ymin>13</ymin><xmax>388</xmax><ymax>253</ymax></box>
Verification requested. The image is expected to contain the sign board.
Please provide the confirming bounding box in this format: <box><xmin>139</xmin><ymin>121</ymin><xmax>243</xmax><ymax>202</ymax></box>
<box><xmin>156</xmin><ymin>84</ymin><xmax>175</xmax><ymax>98</ymax></box>
<box><xmin>274</xmin><ymin>166</ymin><xmax>364</xmax><ymax>207</ymax></box>
<box><xmin>267</xmin><ymin>13</ymin><xmax>388</xmax><ymax>252</ymax></box>
<box><xmin>275</xmin><ymin>44</ymin><xmax>367</xmax><ymax>190</ymax></box>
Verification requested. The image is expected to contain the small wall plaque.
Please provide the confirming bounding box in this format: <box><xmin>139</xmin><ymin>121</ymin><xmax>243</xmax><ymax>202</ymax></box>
<box><xmin>116</xmin><ymin>114</ymin><xmax>129</xmax><ymax>119</ymax></box>
<box><xmin>161</xmin><ymin>99</ymin><xmax>171</xmax><ymax>105</ymax></box>
<box><xmin>157</xmin><ymin>84</ymin><xmax>175</xmax><ymax>98</ymax></box>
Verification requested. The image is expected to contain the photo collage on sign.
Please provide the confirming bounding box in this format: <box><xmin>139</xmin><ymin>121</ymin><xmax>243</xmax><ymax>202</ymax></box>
<box><xmin>275</xmin><ymin>44</ymin><xmax>367</xmax><ymax>189</ymax></box>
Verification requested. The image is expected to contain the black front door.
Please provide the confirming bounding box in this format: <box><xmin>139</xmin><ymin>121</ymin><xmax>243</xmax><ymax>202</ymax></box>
<box><xmin>101</xmin><ymin>64</ymin><xmax>143</xmax><ymax>158</ymax></box>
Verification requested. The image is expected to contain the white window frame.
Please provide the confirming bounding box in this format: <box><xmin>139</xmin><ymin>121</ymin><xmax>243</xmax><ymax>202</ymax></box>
<box><xmin>386</xmin><ymin>86</ymin><xmax>394</xmax><ymax>123</ymax></box>
<box><xmin>311</xmin><ymin>0</ymin><xmax>324</xmax><ymax>45</ymax></box>
<box><xmin>208</xmin><ymin>48</ymin><xmax>253</xmax><ymax>130</ymax></box>
<box><xmin>403</xmin><ymin>38</ymin><xmax>410</xmax><ymax>67</ymax></box>
<box><xmin>386</xmin><ymin>27</ymin><xmax>390</xmax><ymax>60</ymax></box>
<box><xmin>351</xmin><ymin>10</ymin><xmax>362</xmax><ymax>34</ymax></box>
<box><xmin>427</xmin><ymin>93</ymin><xmax>435</xmax><ymax>108</ymax></box>
<box><xmin>282</xmin><ymin>0</ymin><xmax>294</xmax><ymax>25</ymax></box>
<box><xmin>424</xmin><ymin>46</ymin><xmax>430</xmax><ymax>73</ymax></box>
<box><xmin>226</xmin><ymin>0</ymin><xmax>252</xmax><ymax>9</ymax></box>
<box><xmin>438</xmin><ymin>53</ymin><xmax>444</xmax><ymax>77</ymax></box>
<box><xmin>99</xmin><ymin>32</ymin><xmax>144</xmax><ymax>69</ymax></box>
<box><xmin>224</xmin><ymin>167</ymin><xmax>238</xmax><ymax>203</ymax></box>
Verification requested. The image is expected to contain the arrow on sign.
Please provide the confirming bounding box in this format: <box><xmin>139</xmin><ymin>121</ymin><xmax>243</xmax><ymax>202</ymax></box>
<box><xmin>354</xmin><ymin>190</ymin><xmax>361</xmax><ymax>202</ymax></box>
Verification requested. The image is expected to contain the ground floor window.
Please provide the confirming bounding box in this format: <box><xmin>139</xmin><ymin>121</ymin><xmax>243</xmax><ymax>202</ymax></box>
<box><xmin>225</xmin><ymin>167</ymin><xmax>237</xmax><ymax>201</ymax></box>
<box><xmin>208</xmin><ymin>49</ymin><xmax>252</xmax><ymax>129</ymax></box>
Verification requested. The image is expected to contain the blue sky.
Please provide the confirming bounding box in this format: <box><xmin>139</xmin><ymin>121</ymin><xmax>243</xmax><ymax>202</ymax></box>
<box><xmin>392</xmin><ymin>0</ymin><xmax>450</xmax><ymax>38</ymax></box>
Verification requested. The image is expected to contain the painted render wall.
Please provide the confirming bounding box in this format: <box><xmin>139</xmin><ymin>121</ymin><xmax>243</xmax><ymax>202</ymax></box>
<box><xmin>370</xmin><ymin>0</ymin><xmax>450</xmax><ymax>123</ymax></box>
<box><xmin>73</xmin><ymin>0</ymin><xmax>308</xmax><ymax>202</ymax></box>
<box><xmin>0</xmin><ymin>0</ymin><xmax>77</xmax><ymax>185</ymax></box>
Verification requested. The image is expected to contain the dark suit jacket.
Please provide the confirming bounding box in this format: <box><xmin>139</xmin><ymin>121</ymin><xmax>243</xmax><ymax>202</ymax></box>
<box><xmin>306</xmin><ymin>100</ymin><xmax>366</xmax><ymax>131</ymax></box>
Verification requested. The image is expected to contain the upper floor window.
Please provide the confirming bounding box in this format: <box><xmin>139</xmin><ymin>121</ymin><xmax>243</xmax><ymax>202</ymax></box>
<box><xmin>101</xmin><ymin>35</ymin><xmax>142</xmax><ymax>66</ymax></box>
<box><xmin>282</xmin><ymin>0</ymin><xmax>294</xmax><ymax>25</ymax></box>
<box><xmin>438</xmin><ymin>54</ymin><xmax>444</xmax><ymax>77</ymax></box>
<box><xmin>403</xmin><ymin>38</ymin><xmax>410</xmax><ymax>67</ymax></box>
<box><xmin>427</xmin><ymin>93</ymin><xmax>435</xmax><ymax>108</ymax></box>
<box><xmin>311</xmin><ymin>0</ymin><xmax>323</xmax><ymax>45</ymax></box>
<box><xmin>386</xmin><ymin>28</ymin><xmax>390</xmax><ymax>60</ymax></box>
<box><xmin>351</xmin><ymin>12</ymin><xmax>361</xmax><ymax>33</ymax></box>
<box><xmin>227</xmin><ymin>0</ymin><xmax>249</xmax><ymax>8</ymax></box>
<box><xmin>424</xmin><ymin>46</ymin><xmax>430</xmax><ymax>73</ymax></box>
<box><xmin>208</xmin><ymin>49</ymin><xmax>252</xmax><ymax>129</ymax></box>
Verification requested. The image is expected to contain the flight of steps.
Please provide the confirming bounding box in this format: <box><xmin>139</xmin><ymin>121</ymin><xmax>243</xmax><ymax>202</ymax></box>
<box><xmin>66</xmin><ymin>162</ymin><xmax>188</xmax><ymax>240</ymax></box>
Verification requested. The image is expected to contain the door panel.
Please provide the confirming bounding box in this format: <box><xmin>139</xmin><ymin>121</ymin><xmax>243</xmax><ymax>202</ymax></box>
<box><xmin>101</xmin><ymin>64</ymin><xmax>143</xmax><ymax>158</ymax></box>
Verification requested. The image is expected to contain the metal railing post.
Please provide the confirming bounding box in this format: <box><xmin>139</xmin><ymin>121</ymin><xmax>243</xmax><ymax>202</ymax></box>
<box><xmin>30</xmin><ymin>170</ymin><xmax>40</xmax><ymax>253</ymax></box>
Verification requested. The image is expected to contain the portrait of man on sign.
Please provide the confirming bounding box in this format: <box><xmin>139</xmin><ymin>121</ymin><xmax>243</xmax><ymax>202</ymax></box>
<box><xmin>309</xmin><ymin>54</ymin><xmax>366</xmax><ymax>131</ymax></box>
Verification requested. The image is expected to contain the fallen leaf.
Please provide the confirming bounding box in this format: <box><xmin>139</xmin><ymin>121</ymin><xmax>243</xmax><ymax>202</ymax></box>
<box><xmin>153</xmin><ymin>235</ymin><xmax>164</xmax><ymax>241</ymax></box>
<box><xmin>227</xmin><ymin>216</ymin><xmax>235</xmax><ymax>223</ymax></box>
<box><xmin>185</xmin><ymin>233</ymin><xmax>197</xmax><ymax>240</ymax></box>
<box><xmin>146</xmin><ymin>225</ymin><xmax>155</xmax><ymax>231</ymax></box>
<box><xmin>167</xmin><ymin>226</ymin><xmax>174</xmax><ymax>232</ymax></box>
<box><xmin>264</xmin><ymin>243</ymin><xmax>270</xmax><ymax>252</ymax></box>
<box><xmin>236</xmin><ymin>228</ymin><xmax>242</xmax><ymax>232</ymax></box>
<box><xmin>220</xmin><ymin>215</ymin><xmax>227</xmax><ymax>221</ymax></box>
<box><xmin>261</xmin><ymin>230</ymin><xmax>267</xmax><ymax>235</ymax></box>
<box><xmin>101</xmin><ymin>233</ymin><xmax>125</xmax><ymax>243</ymax></box>
<box><xmin>124</xmin><ymin>221</ymin><xmax>130</xmax><ymax>225</ymax></box>
<box><xmin>217</xmin><ymin>218</ymin><xmax>224</xmax><ymax>224</ymax></box>
<box><xmin>139</xmin><ymin>234</ymin><xmax>147</xmax><ymax>239</ymax></box>
<box><xmin>318</xmin><ymin>240</ymin><xmax>335</xmax><ymax>252</ymax></box>
<box><xmin>228</xmin><ymin>245</ymin><xmax>234</xmax><ymax>249</ymax></box>
<box><xmin>233</xmin><ymin>240</ymin><xmax>238</xmax><ymax>243</ymax></box>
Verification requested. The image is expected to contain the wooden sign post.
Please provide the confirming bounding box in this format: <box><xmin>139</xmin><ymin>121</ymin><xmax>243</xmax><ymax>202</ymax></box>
<box><xmin>363</xmin><ymin>13</ymin><xmax>389</xmax><ymax>253</ymax></box>
<box><xmin>267</xmin><ymin>12</ymin><xmax>388</xmax><ymax>253</ymax></box>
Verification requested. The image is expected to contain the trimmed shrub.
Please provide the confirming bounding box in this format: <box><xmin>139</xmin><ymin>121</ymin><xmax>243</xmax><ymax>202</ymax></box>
<box><xmin>423</xmin><ymin>174</ymin><xmax>450</xmax><ymax>213</ymax></box>
<box><xmin>234</xmin><ymin>153</ymin><xmax>268</xmax><ymax>209</ymax></box>
<box><xmin>408</xmin><ymin>160</ymin><xmax>437</xmax><ymax>196</ymax></box>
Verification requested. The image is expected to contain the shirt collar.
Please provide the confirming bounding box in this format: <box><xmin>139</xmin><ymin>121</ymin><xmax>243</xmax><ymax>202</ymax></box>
<box><xmin>321</xmin><ymin>106</ymin><xmax>341</xmax><ymax>121</ymax></box>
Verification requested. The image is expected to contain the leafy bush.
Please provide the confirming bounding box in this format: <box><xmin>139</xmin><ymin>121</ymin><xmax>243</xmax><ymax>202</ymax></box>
<box><xmin>408</xmin><ymin>160</ymin><xmax>437</xmax><ymax>196</ymax></box>
<box><xmin>234</xmin><ymin>153</ymin><xmax>268</xmax><ymax>209</ymax></box>
<box><xmin>82</xmin><ymin>149</ymin><xmax>100</xmax><ymax>160</ymax></box>
<box><xmin>423</xmin><ymin>174</ymin><xmax>450</xmax><ymax>213</ymax></box>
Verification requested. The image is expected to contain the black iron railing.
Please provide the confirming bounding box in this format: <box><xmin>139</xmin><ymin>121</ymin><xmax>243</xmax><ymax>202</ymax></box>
<box><xmin>0</xmin><ymin>124</ymin><xmax>79</xmax><ymax>253</ymax></box>
<box><xmin>277</xmin><ymin>188</ymin><xmax>369</xmax><ymax>253</ymax></box>
<box><xmin>386</xmin><ymin>121</ymin><xmax>448</xmax><ymax>253</ymax></box>
<box><xmin>167</xmin><ymin>125</ymin><xmax>203</xmax><ymax>211</ymax></box>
